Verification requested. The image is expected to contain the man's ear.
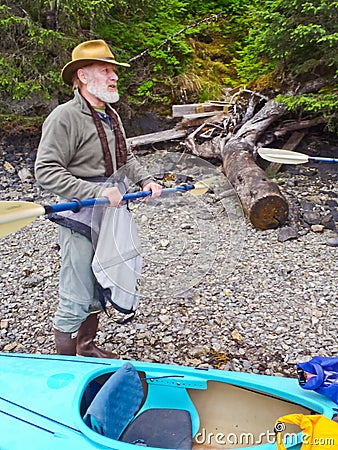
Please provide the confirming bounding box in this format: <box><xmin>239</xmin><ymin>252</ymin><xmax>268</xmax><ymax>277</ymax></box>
<box><xmin>77</xmin><ymin>68</ymin><xmax>87</xmax><ymax>84</ymax></box>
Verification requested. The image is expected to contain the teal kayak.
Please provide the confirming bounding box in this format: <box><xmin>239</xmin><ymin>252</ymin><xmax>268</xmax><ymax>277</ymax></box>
<box><xmin>0</xmin><ymin>353</ymin><xmax>336</xmax><ymax>449</ymax></box>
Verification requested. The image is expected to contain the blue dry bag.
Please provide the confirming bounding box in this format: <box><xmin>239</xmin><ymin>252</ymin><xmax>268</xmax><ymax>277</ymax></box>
<box><xmin>297</xmin><ymin>356</ymin><xmax>338</xmax><ymax>404</ymax></box>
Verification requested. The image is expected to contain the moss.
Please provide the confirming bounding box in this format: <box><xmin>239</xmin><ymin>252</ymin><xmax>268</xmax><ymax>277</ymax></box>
<box><xmin>173</xmin><ymin>36</ymin><xmax>239</xmax><ymax>103</ymax></box>
<box><xmin>191</xmin><ymin>35</ymin><xmax>239</xmax><ymax>99</ymax></box>
<box><xmin>247</xmin><ymin>72</ymin><xmax>282</xmax><ymax>92</ymax></box>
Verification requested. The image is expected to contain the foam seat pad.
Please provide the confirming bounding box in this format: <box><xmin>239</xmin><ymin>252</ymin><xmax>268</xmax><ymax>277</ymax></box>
<box><xmin>120</xmin><ymin>408</ymin><xmax>192</xmax><ymax>449</ymax></box>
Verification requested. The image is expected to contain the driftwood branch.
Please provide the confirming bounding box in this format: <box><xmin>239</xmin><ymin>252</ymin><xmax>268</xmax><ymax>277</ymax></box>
<box><xmin>233</xmin><ymin>100</ymin><xmax>287</xmax><ymax>146</ymax></box>
<box><xmin>274</xmin><ymin>117</ymin><xmax>325</xmax><ymax>137</ymax></box>
<box><xmin>127</xmin><ymin>127</ymin><xmax>188</xmax><ymax>147</ymax></box>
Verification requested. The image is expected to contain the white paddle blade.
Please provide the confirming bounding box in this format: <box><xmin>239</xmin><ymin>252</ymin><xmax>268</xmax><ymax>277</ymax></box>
<box><xmin>0</xmin><ymin>201</ymin><xmax>45</xmax><ymax>238</ymax></box>
<box><xmin>258</xmin><ymin>148</ymin><xmax>309</xmax><ymax>165</ymax></box>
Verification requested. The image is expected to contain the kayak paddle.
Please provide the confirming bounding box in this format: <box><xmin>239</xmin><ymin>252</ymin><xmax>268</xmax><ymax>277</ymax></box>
<box><xmin>258</xmin><ymin>147</ymin><xmax>338</xmax><ymax>165</ymax></box>
<box><xmin>0</xmin><ymin>182</ymin><xmax>209</xmax><ymax>238</ymax></box>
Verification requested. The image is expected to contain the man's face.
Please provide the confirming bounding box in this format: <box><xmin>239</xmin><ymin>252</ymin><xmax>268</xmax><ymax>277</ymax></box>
<box><xmin>83</xmin><ymin>62</ymin><xmax>120</xmax><ymax>104</ymax></box>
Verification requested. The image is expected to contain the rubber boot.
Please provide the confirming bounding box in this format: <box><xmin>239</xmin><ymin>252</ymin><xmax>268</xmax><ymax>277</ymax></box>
<box><xmin>54</xmin><ymin>329</ymin><xmax>77</xmax><ymax>356</ymax></box>
<box><xmin>76</xmin><ymin>313</ymin><xmax>117</xmax><ymax>358</ymax></box>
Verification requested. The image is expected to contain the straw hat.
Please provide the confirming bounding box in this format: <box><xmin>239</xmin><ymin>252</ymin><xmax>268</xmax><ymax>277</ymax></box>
<box><xmin>61</xmin><ymin>39</ymin><xmax>130</xmax><ymax>85</ymax></box>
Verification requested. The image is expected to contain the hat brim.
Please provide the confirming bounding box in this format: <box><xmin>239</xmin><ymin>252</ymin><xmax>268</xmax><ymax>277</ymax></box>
<box><xmin>61</xmin><ymin>58</ymin><xmax>130</xmax><ymax>85</ymax></box>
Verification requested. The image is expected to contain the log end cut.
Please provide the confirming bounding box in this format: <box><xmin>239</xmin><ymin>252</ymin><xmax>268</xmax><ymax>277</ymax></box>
<box><xmin>249</xmin><ymin>194</ymin><xmax>289</xmax><ymax>230</ymax></box>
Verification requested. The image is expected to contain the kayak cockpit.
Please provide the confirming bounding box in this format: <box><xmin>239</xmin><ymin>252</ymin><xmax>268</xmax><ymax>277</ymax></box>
<box><xmin>80</xmin><ymin>361</ymin><xmax>198</xmax><ymax>448</ymax></box>
<box><xmin>78</xmin><ymin>362</ymin><xmax>318</xmax><ymax>449</ymax></box>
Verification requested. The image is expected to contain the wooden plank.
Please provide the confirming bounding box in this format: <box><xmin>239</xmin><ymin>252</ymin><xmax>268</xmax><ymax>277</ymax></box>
<box><xmin>172</xmin><ymin>103</ymin><xmax>201</xmax><ymax>117</ymax></box>
<box><xmin>172</xmin><ymin>103</ymin><xmax>224</xmax><ymax>118</ymax></box>
<box><xmin>182</xmin><ymin>111</ymin><xmax>222</xmax><ymax>120</ymax></box>
<box><xmin>208</xmin><ymin>100</ymin><xmax>233</xmax><ymax>105</ymax></box>
<box><xmin>127</xmin><ymin>128</ymin><xmax>188</xmax><ymax>147</ymax></box>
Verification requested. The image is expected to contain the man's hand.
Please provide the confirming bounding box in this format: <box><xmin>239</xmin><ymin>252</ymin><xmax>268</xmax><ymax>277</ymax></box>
<box><xmin>101</xmin><ymin>186</ymin><xmax>123</xmax><ymax>207</ymax></box>
<box><xmin>143</xmin><ymin>182</ymin><xmax>162</xmax><ymax>199</ymax></box>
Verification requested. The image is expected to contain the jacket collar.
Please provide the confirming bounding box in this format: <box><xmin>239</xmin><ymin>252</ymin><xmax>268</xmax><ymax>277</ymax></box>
<box><xmin>74</xmin><ymin>88</ymin><xmax>92</xmax><ymax>116</ymax></box>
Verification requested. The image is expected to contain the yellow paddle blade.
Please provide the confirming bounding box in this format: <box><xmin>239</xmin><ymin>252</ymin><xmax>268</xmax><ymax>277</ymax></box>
<box><xmin>190</xmin><ymin>177</ymin><xmax>215</xmax><ymax>196</ymax></box>
<box><xmin>0</xmin><ymin>201</ymin><xmax>46</xmax><ymax>238</ymax></box>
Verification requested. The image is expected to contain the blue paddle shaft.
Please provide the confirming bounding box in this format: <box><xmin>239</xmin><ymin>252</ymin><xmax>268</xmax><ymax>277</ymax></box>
<box><xmin>123</xmin><ymin>184</ymin><xmax>194</xmax><ymax>200</ymax></box>
<box><xmin>310</xmin><ymin>157</ymin><xmax>338</xmax><ymax>163</ymax></box>
<box><xmin>47</xmin><ymin>184</ymin><xmax>195</xmax><ymax>214</ymax></box>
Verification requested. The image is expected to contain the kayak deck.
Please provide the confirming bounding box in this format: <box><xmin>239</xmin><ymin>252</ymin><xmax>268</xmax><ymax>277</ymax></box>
<box><xmin>0</xmin><ymin>353</ymin><xmax>336</xmax><ymax>450</ymax></box>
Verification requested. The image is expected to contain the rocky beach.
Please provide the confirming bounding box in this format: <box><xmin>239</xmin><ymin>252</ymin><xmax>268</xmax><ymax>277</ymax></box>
<box><xmin>1</xmin><ymin>135</ymin><xmax>338</xmax><ymax>379</ymax></box>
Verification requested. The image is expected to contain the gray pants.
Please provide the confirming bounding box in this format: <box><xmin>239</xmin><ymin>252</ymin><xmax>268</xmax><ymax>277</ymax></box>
<box><xmin>54</xmin><ymin>226</ymin><xmax>102</xmax><ymax>333</ymax></box>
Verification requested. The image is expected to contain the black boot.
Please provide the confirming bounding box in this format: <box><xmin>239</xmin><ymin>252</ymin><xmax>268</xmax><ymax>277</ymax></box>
<box><xmin>54</xmin><ymin>329</ymin><xmax>77</xmax><ymax>355</ymax></box>
<box><xmin>76</xmin><ymin>313</ymin><xmax>117</xmax><ymax>358</ymax></box>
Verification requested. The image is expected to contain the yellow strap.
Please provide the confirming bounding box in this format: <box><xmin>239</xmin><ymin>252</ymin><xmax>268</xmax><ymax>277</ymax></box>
<box><xmin>275</xmin><ymin>414</ymin><xmax>314</xmax><ymax>450</ymax></box>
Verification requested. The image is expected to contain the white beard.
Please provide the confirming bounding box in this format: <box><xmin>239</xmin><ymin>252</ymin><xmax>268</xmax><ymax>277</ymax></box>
<box><xmin>86</xmin><ymin>78</ymin><xmax>120</xmax><ymax>104</ymax></box>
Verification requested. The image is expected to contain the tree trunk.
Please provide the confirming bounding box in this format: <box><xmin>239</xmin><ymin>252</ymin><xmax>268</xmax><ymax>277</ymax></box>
<box><xmin>222</xmin><ymin>139</ymin><xmax>289</xmax><ymax>229</ymax></box>
<box><xmin>220</xmin><ymin>100</ymin><xmax>289</xmax><ymax>229</ymax></box>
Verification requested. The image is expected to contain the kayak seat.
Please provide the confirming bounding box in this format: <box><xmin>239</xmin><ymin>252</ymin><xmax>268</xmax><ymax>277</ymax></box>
<box><xmin>83</xmin><ymin>362</ymin><xmax>195</xmax><ymax>449</ymax></box>
<box><xmin>120</xmin><ymin>371</ymin><xmax>197</xmax><ymax>449</ymax></box>
<box><xmin>120</xmin><ymin>408</ymin><xmax>192</xmax><ymax>449</ymax></box>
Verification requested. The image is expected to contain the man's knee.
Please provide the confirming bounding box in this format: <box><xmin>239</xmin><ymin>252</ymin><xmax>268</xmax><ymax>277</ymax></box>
<box><xmin>54</xmin><ymin>298</ymin><xmax>101</xmax><ymax>333</ymax></box>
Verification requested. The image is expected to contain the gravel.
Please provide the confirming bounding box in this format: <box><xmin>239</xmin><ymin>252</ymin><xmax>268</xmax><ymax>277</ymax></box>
<box><xmin>1</xmin><ymin>145</ymin><xmax>338</xmax><ymax>378</ymax></box>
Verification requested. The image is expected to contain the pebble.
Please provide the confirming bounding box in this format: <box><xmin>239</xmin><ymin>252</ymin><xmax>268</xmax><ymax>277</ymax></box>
<box><xmin>1</xmin><ymin>146</ymin><xmax>338</xmax><ymax>378</ymax></box>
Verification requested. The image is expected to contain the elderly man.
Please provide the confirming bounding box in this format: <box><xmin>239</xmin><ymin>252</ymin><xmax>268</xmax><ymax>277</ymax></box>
<box><xmin>35</xmin><ymin>40</ymin><xmax>161</xmax><ymax>357</ymax></box>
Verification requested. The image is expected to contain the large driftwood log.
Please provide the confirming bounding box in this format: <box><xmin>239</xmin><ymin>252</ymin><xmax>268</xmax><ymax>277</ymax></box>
<box><xmin>220</xmin><ymin>101</ymin><xmax>289</xmax><ymax>229</ymax></box>
<box><xmin>127</xmin><ymin>96</ymin><xmax>317</xmax><ymax>230</ymax></box>
<box><xmin>182</xmin><ymin>100</ymin><xmax>290</xmax><ymax>228</ymax></box>
<box><xmin>222</xmin><ymin>139</ymin><xmax>289</xmax><ymax>229</ymax></box>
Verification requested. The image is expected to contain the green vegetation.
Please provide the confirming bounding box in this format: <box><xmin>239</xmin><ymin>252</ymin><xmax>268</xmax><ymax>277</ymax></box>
<box><xmin>0</xmin><ymin>0</ymin><xmax>337</xmax><ymax>127</ymax></box>
<box><xmin>236</xmin><ymin>0</ymin><xmax>338</xmax><ymax>127</ymax></box>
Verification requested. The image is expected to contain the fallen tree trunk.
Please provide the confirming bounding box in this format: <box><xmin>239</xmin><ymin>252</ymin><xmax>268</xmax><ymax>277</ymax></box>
<box><xmin>222</xmin><ymin>139</ymin><xmax>289</xmax><ymax>229</ymax></box>
<box><xmin>127</xmin><ymin>97</ymin><xmax>315</xmax><ymax>230</ymax></box>
<box><xmin>186</xmin><ymin>100</ymin><xmax>290</xmax><ymax>229</ymax></box>
<box><xmin>221</xmin><ymin>101</ymin><xmax>289</xmax><ymax>229</ymax></box>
